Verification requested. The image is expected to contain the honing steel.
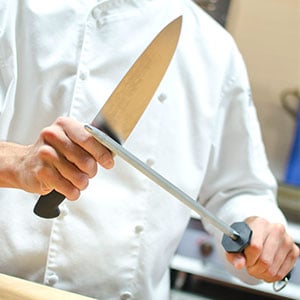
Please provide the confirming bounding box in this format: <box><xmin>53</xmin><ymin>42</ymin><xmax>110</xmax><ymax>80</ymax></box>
<box><xmin>85</xmin><ymin>124</ymin><xmax>292</xmax><ymax>292</ymax></box>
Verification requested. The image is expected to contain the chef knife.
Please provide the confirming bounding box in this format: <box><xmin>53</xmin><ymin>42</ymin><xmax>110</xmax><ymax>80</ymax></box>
<box><xmin>85</xmin><ymin>124</ymin><xmax>292</xmax><ymax>292</ymax></box>
<box><xmin>33</xmin><ymin>16</ymin><xmax>182</xmax><ymax>219</ymax></box>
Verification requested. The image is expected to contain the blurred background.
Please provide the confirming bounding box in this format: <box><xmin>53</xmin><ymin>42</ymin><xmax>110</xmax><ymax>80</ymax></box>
<box><xmin>171</xmin><ymin>1</ymin><xmax>300</xmax><ymax>299</ymax></box>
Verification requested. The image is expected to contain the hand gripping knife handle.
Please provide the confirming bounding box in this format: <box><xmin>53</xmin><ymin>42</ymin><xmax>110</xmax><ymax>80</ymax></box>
<box><xmin>33</xmin><ymin>122</ymin><xmax>120</xmax><ymax>219</ymax></box>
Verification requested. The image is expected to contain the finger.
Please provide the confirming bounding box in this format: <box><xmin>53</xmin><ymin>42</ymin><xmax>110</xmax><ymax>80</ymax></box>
<box><xmin>244</xmin><ymin>223</ymin><xmax>286</xmax><ymax>280</ymax></box>
<box><xmin>41</xmin><ymin>124</ymin><xmax>99</xmax><ymax>177</ymax></box>
<box><xmin>40</xmin><ymin>168</ymin><xmax>81</xmax><ymax>201</ymax></box>
<box><xmin>225</xmin><ymin>252</ymin><xmax>246</xmax><ymax>269</ymax></box>
<box><xmin>38</xmin><ymin>132</ymin><xmax>91</xmax><ymax>189</ymax></box>
<box><xmin>54</xmin><ymin>118</ymin><xmax>114</xmax><ymax>169</ymax></box>
<box><xmin>243</xmin><ymin>217</ymin><xmax>278</xmax><ymax>268</ymax></box>
<box><xmin>42</xmin><ymin>147</ymin><xmax>89</xmax><ymax>190</ymax></box>
<box><xmin>262</xmin><ymin>233</ymin><xmax>294</xmax><ymax>280</ymax></box>
<box><xmin>82</xmin><ymin>133</ymin><xmax>115</xmax><ymax>169</ymax></box>
<box><xmin>275</xmin><ymin>244</ymin><xmax>300</xmax><ymax>280</ymax></box>
<box><xmin>37</xmin><ymin>145</ymin><xmax>83</xmax><ymax>200</ymax></box>
<box><xmin>260</xmin><ymin>241</ymin><xmax>299</xmax><ymax>282</ymax></box>
<box><xmin>246</xmin><ymin>229</ymin><xmax>281</xmax><ymax>274</ymax></box>
<box><xmin>246</xmin><ymin>225</ymin><xmax>298</xmax><ymax>282</ymax></box>
<box><xmin>54</xmin><ymin>156</ymin><xmax>90</xmax><ymax>190</ymax></box>
<box><xmin>243</xmin><ymin>233</ymin><xmax>265</xmax><ymax>268</ymax></box>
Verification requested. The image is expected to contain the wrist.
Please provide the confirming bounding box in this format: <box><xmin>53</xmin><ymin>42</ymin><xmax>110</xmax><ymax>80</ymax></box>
<box><xmin>0</xmin><ymin>141</ymin><xmax>29</xmax><ymax>189</ymax></box>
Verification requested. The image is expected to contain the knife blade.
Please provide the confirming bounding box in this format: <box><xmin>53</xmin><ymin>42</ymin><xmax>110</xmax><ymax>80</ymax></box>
<box><xmin>33</xmin><ymin>16</ymin><xmax>182</xmax><ymax>219</ymax></box>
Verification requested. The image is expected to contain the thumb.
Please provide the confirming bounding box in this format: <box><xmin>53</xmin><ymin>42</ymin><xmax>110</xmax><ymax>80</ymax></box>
<box><xmin>225</xmin><ymin>253</ymin><xmax>246</xmax><ymax>270</ymax></box>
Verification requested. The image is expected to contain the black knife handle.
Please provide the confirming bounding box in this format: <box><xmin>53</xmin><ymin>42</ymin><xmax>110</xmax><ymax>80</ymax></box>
<box><xmin>34</xmin><ymin>190</ymin><xmax>65</xmax><ymax>218</ymax></box>
<box><xmin>221</xmin><ymin>221</ymin><xmax>292</xmax><ymax>291</ymax></box>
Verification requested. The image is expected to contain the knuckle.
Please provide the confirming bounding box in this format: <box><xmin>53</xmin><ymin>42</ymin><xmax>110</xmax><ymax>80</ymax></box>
<box><xmin>264</xmin><ymin>268</ymin><xmax>278</xmax><ymax>279</ymax></box>
<box><xmin>35</xmin><ymin>165</ymin><xmax>51</xmax><ymax>179</ymax></box>
<box><xmin>35</xmin><ymin>169</ymin><xmax>55</xmax><ymax>194</ymax></box>
<box><xmin>292</xmin><ymin>246</ymin><xmax>300</xmax><ymax>259</ymax></box>
<box><xmin>53</xmin><ymin>178</ymin><xmax>80</xmax><ymax>201</ymax></box>
<box><xmin>80</xmin><ymin>132</ymin><xmax>93</xmax><ymax>145</ymax></box>
<box><xmin>54</xmin><ymin>116</ymin><xmax>68</xmax><ymax>126</ymax></box>
<box><xmin>259</xmin><ymin>257</ymin><xmax>272</xmax><ymax>270</ymax></box>
<box><xmin>40</xmin><ymin>126</ymin><xmax>57</xmax><ymax>141</ymax></box>
<box><xmin>275</xmin><ymin>270</ymin><xmax>286</xmax><ymax>281</ymax></box>
<box><xmin>98</xmin><ymin>152</ymin><xmax>114</xmax><ymax>169</ymax></box>
<box><xmin>38</xmin><ymin>144</ymin><xmax>56</xmax><ymax>159</ymax></box>
<box><xmin>246</xmin><ymin>268</ymin><xmax>256</xmax><ymax>277</ymax></box>
<box><xmin>80</xmin><ymin>156</ymin><xmax>97</xmax><ymax>177</ymax></box>
<box><xmin>38</xmin><ymin>180</ymin><xmax>53</xmax><ymax>194</ymax></box>
<box><xmin>246</xmin><ymin>267</ymin><xmax>264</xmax><ymax>280</ymax></box>
<box><xmin>67</xmin><ymin>189</ymin><xmax>81</xmax><ymax>200</ymax></box>
<box><xmin>287</xmin><ymin>246</ymin><xmax>300</xmax><ymax>265</ymax></box>
<box><xmin>283</xmin><ymin>238</ymin><xmax>294</xmax><ymax>252</ymax></box>
<box><xmin>248</xmin><ymin>241</ymin><xmax>263</xmax><ymax>257</ymax></box>
<box><xmin>76</xmin><ymin>173</ymin><xmax>89</xmax><ymax>190</ymax></box>
<box><xmin>60</xmin><ymin>187</ymin><xmax>80</xmax><ymax>201</ymax></box>
<box><xmin>263</xmin><ymin>277</ymin><xmax>275</xmax><ymax>283</ymax></box>
<box><xmin>65</xmin><ymin>168</ymin><xmax>89</xmax><ymax>190</ymax></box>
<box><xmin>274</xmin><ymin>223</ymin><xmax>286</xmax><ymax>235</ymax></box>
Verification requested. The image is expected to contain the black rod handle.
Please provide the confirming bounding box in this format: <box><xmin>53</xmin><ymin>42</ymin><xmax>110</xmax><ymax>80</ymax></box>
<box><xmin>34</xmin><ymin>190</ymin><xmax>65</xmax><ymax>218</ymax></box>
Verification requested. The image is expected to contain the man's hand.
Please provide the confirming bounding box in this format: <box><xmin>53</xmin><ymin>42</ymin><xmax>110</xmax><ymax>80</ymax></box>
<box><xmin>225</xmin><ymin>216</ymin><xmax>299</xmax><ymax>282</ymax></box>
<box><xmin>2</xmin><ymin>117</ymin><xmax>114</xmax><ymax>200</ymax></box>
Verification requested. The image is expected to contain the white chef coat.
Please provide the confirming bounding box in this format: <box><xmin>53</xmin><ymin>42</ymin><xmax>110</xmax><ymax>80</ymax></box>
<box><xmin>0</xmin><ymin>0</ymin><xmax>287</xmax><ymax>299</ymax></box>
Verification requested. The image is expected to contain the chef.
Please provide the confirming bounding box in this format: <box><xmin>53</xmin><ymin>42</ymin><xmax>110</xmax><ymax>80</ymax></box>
<box><xmin>0</xmin><ymin>0</ymin><xmax>298</xmax><ymax>299</ymax></box>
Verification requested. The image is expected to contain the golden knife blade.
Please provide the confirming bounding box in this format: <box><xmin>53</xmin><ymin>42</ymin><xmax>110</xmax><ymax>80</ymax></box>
<box><xmin>92</xmin><ymin>16</ymin><xmax>182</xmax><ymax>142</ymax></box>
<box><xmin>34</xmin><ymin>16</ymin><xmax>183</xmax><ymax>218</ymax></box>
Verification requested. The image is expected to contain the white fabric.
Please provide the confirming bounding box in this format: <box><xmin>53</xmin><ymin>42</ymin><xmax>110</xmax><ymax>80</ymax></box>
<box><xmin>0</xmin><ymin>0</ymin><xmax>287</xmax><ymax>299</ymax></box>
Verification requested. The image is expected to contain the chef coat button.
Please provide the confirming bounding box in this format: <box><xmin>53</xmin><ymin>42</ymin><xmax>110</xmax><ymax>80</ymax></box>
<box><xmin>79</xmin><ymin>67</ymin><xmax>90</xmax><ymax>80</ymax></box>
<box><xmin>47</xmin><ymin>274</ymin><xmax>59</xmax><ymax>286</ymax></box>
<box><xmin>92</xmin><ymin>7</ymin><xmax>102</xmax><ymax>20</ymax></box>
<box><xmin>120</xmin><ymin>291</ymin><xmax>132</xmax><ymax>300</ymax></box>
<box><xmin>97</xmin><ymin>19</ymin><xmax>104</xmax><ymax>29</ymax></box>
<box><xmin>135</xmin><ymin>225</ymin><xmax>144</xmax><ymax>234</ymax></box>
<box><xmin>158</xmin><ymin>92</ymin><xmax>167</xmax><ymax>102</ymax></box>
<box><xmin>146</xmin><ymin>158</ymin><xmax>155</xmax><ymax>167</ymax></box>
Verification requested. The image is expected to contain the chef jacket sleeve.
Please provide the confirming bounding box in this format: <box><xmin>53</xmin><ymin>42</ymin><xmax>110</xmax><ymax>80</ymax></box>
<box><xmin>198</xmin><ymin>44</ymin><xmax>288</xmax><ymax>284</ymax></box>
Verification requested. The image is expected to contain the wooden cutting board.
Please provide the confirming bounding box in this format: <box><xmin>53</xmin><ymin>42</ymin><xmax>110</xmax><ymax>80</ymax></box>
<box><xmin>0</xmin><ymin>273</ymin><xmax>96</xmax><ymax>300</ymax></box>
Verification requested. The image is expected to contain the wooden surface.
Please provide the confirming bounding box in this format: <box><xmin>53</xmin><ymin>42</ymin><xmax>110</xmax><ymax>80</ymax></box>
<box><xmin>0</xmin><ymin>273</ymin><xmax>96</xmax><ymax>300</ymax></box>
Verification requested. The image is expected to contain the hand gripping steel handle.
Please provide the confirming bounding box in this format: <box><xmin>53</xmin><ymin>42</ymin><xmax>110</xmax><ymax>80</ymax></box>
<box><xmin>85</xmin><ymin>124</ymin><xmax>293</xmax><ymax>292</ymax></box>
<box><xmin>222</xmin><ymin>221</ymin><xmax>292</xmax><ymax>291</ymax></box>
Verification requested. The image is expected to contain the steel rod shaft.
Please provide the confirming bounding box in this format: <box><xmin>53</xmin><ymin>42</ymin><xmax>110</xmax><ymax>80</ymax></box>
<box><xmin>85</xmin><ymin>124</ymin><xmax>239</xmax><ymax>240</ymax></box>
